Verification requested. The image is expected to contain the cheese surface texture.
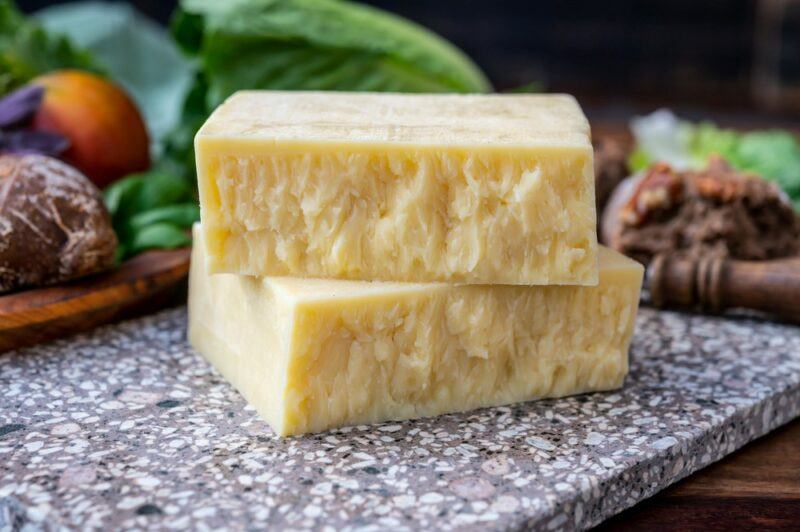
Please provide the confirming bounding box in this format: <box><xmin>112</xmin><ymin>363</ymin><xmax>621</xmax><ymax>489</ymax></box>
<box><xmin>195</xmin><ymin>91</ymin><xmax>598</xmax><ymax>285</ymax></box>
<box><xmin>188</xmin><ymin>227</ymin><xmax>642</xmax><ymax>436</ymax></box>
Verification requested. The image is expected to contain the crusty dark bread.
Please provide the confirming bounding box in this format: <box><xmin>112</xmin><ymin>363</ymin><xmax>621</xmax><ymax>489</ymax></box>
<box><xmin>0</xmin><ymin>154</ymin><xmax>117</xmax><ymax>293</ymax></box>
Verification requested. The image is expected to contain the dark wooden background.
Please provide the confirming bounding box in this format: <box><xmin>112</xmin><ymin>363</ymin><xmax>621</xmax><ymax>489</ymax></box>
<box><xmin>599</xmin><ymin>418</ymin><xmax>800</xmax><ymax>530</ymax></box>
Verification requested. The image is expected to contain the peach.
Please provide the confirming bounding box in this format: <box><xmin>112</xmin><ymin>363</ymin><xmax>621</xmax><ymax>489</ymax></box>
<box><xmin>31</xmin><ymin>70</ymin><xmax>150</xmax><ymax>188</ymax></box>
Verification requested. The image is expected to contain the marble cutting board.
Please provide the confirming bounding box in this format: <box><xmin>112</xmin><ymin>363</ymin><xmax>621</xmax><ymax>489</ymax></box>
<box><xmin>0</xmin><ymin>307</ymin><xmax>798</xmax><ymax>531</ymax></box>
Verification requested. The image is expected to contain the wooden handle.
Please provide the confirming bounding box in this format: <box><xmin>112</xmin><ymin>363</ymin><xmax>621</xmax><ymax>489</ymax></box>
<box><xmin>649</xmin><ymin>254</ymin><xmax>800</xmax><ymax>323</ymax></box>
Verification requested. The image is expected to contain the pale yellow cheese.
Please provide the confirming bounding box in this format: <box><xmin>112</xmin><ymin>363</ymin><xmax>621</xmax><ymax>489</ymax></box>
<box><xmin>188</xmin><ymin>226</ymin><xmax>642</xmax><ymax>437</ymax></box>
<box><xmin>195</xmin><ymin>91</ymin><xmax>598</xmax><ymax>285</ymax></box>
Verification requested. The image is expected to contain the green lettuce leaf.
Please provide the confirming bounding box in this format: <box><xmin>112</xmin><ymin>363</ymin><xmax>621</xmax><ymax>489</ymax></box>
<box><xmin>128</xmin><ymin>223</ymin><xmax>192</xmax><ymax>255</ymax></box>
<box><xmin>733</xmin><ymin>131</ymin><xmax>800</xmax><ymax>199</ymax></box>
<box><xmin>689</xmin><ymin>127</ymin><xmax>800</xmax><ymax>203</ymax></box>
<box><xmin>175</xmin><ymin>0</ymin><xmax>490</xmax><ymax>108</ymax></box>
<box><xmin>104</xmin><ymin>169</ymin><xmax>199</xmax><ymax>260</ymax></box>
<box><xmin>687</xmin><ymin>122</ymin><xmax>739</xmax><ymax>164</ymax></box>
<box><xmin>0</xmin><ymin>0</ymin><xmax>98</xmax><ymax>95</ymax></box>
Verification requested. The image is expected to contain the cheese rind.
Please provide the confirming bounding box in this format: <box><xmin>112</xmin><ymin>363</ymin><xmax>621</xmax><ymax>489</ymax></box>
<box><xmin>195</xmin><ymin>91</ymin><xmax>598</xmax><ymax>285</ymax></box>
<box><xmin>188</xmin><ymin>226</ymin><xmax>642</xmax><ymax>436</ymax></box>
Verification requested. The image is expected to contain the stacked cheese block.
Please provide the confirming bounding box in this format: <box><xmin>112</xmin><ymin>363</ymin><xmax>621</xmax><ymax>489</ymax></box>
<box><xmin>188</xmin><ymin>92</ymin><xmax>643</xmax><ymax>436</ymax></box>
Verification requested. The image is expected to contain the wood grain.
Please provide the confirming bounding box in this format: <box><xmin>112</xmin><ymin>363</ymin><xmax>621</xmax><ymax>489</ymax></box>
<box><xmin>0</xmin><ymin>247</ymin><xmax>190</xmax><ymax>353</ymax></box>
<box><xmin>650</xmin><ymin>255</ymin><xmax>800</xmax><ymax>324</ymax></box>
<box><xmin>597</xmin><ymin>418</ymin><xmax>800</xmax><ymax>530</ymax></box>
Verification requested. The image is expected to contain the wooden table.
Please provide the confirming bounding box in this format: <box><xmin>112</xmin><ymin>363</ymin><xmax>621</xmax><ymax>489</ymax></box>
<box><xmin>597</xmin><ymin>418</ymin><xmax>800</xmax><ymax>530</ymax></box>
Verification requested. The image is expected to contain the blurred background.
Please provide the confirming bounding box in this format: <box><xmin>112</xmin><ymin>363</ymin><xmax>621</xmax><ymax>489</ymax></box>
<box><xmin>19</xmin><ymin>0</ymin><xmax>800</xmax><ymax>124</ymax></box>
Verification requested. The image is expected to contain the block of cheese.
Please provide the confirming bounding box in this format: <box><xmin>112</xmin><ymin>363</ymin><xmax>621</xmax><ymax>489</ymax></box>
<box><xmin>188</xmin><ymin>226</ymin><xmax>642</xmax><ymax>437</ymax></box>
<box><xmin>195</xmin><ymin>91</ymin><xmax>598</xmax><ymax>285</ymax></box>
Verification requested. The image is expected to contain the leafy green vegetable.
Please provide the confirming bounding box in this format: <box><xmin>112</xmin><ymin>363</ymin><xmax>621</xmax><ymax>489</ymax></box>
<box><xmin>128</xmin><ymin>223</ymin><xmax>193</xmax><ymax>255</ymax></box>
<box><xmin>104</xmin><ymin>170</ymin><xmax>199</xmax><ymax>260</ymax></box>
<box><xmin>687</xmin><ymin>122</ymin><xmax>739</xmax><ymax>164</ymax></box>
<box><xmin>630</xmin><ymin>110</ymin><xmax>800</xmax><ymax>210</ymax></box>
<box><xmin>176</xmin><ymin>0</ymin><xmax>489</xmax><ymax>108</ymax></box>
<box><xmin>129</xmin><ymin>204</ymin><xmax>200</xmax><ymax>231</ymax></box>
<box><xmin>0</xmin><ymin>0</ymin><xmax>98</xmax><ymax>95</ymax></box>
<box><xmin>725</xmin><ymin>132</ymin><xmax>800</xmax><ymax>200</ymax></box>
<box><xmin>159</xmin><ymin>72</ymin><xmax>209</xmax><ymax>182</ymax></box>
<box><xmin>35</xmin><ymin>1</ymin><xmax>194</xmax><ymax>145</ymax></box>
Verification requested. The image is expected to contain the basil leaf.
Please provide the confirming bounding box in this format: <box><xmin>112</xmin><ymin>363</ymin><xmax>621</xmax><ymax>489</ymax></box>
<box><xmin>106</xmin><ymin>170</ymin><xmax>191</xmax><ymax>214</ymax></box>
<box><xmin>104</xmin><ymin>170</ymin><xmax>197</xmax><ymax>260</ymax></box>
<box><xmin>0</xmin><ymin>129</ymin><xmax>69</xmax><ymax>156</ymax></box>
<box><xmin>104</xmin><ymin>175</ymin><xmax>144</xmax><ymax>217</ymax></box>
<box><xmin>136</xmin><ymin>171</ymin><xmax>193</xmax><ymax>211</ymax></box>
<box><xmin>171</xmin><ymin>8</ymin><xmax>203</xmax><ymax>56</ymax></box>
<box><xmin>129</xmin><ymin>203</ymin><xmax>200</xmax><ymax>231</ymax></box>
<box><xmin>0</xmin><ymin>84</ymin><xmax>43</xmax><ymax>128</ymax></box>
<box><xmin>128</xmin><ymin>223</ymin><xmax>192</xmax><ymax>254</ymax></box>
<box><xmin>160</xmin><ymin>72</ymin><xmax>209</xmax><ymax>181</ymax></box>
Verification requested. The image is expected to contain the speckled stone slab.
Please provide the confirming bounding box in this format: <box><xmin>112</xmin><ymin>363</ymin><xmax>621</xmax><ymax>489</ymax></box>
<box><xmin>1</xmin><ymin>308</ymin><xmax>799</xmax><ymax>531</ymax></box>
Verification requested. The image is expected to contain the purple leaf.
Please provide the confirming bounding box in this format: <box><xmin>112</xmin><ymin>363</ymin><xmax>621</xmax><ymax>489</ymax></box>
<box><xmin>0</xmin><ymin>85</ymin><xmax>45</xmax><ymax>130</ymax></box>
<box><xmin>0</xmin><ymin>130</ymin><xmax>70</xmax><ymax>157</ymax></box>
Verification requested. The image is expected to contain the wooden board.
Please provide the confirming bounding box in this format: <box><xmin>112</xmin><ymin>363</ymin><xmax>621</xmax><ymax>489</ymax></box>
<box><xmin>598</xmin><ymin>417</ymin><xmax>800</xmax><ymax>530</ymax></box>
<box><xmin>0</xmin><ymin>248</ymin><xmax>190</xmax><ymax>353</ymax></box>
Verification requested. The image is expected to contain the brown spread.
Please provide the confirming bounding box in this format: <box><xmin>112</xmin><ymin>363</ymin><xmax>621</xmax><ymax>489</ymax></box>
<box><xmin>601</xmin><ymin>157</ymin><xmax>800</xmax><ymax>264</ymax></box>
